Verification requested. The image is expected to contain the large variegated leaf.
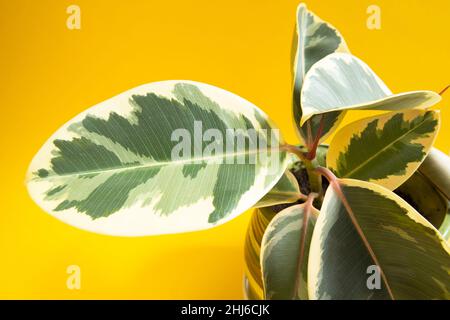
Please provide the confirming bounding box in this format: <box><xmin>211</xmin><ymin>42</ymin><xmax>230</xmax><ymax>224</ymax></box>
<box><xmin>261</xmin><ymin>199</ymin><xmax>318</xmax><ymax>300</ymax></box>
<box><xmin>300</xmin><ymin>53</ymin><xmax>441</xmax><ymax>125</ymax></box>
<box><xmin>418</xmin><ymin>148</ymin><xmax>450</xmax><ymax>200</ymax></box>
<box><xmin>309</xmin><ymin>178</ymin><xmax>450</xmax><ymax>300</ymax></box>
<box><xmin>254</xmin><ymin>170</ymin><xmax>302</xmax><ymax>208</ymax></box>
<box><xmin>292</xmin><ymin>3</ymin><xmax>349</xmax><ymax>148</ymax></box>
<box><xmin>26</xmin><ymin>81</ymin><xmax>288</xmax><ymax>236</ymax></box>
<box><xmin>327</xmin><ymin>110</ymin><xmax>440</xmax><ymax>190</ymax></box>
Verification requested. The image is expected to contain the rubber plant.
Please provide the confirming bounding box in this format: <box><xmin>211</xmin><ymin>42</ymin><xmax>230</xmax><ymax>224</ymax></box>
<box><xmin>26</xmin><ymin>3</ymin><xmax>449</xmax><ymax>300</ymax></box>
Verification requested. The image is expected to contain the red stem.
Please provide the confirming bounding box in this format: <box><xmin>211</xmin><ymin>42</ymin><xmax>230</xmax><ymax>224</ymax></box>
<box><xmin>439</xmin><ymin>84</ymin><xmax>450</xmax><ymax>96</ymax></box>
<box><xmin>306</xmin><ymin>115</ymin><xmax>325</xmax><ymax>160</ymax></box>
<box><xmin>281</xmin><ymin>144</ymin><xmax>308</xmax><ymax>162</ymax></box>
<box><xmin>292</xmin><ymin>193</ymin><xmax>317</xmax><ymax>299</ymax></box>
<box><xmin>314</xmin><ymin>166</ymin><xmax>338</xmax><ymax>183</ymax></box>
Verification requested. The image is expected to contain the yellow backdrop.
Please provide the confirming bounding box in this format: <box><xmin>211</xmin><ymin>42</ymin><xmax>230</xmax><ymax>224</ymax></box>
<box><xmin>1</xmin><ymin>0</ymin><xmax>449</xmax><ymax>299</ymax></box>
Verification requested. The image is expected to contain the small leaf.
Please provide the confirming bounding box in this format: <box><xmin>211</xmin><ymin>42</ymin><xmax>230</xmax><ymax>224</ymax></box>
<box><xmin>292</xmin><ymin>3</ymin><xmax>349</xmax><ymax>148</ymax></box>
<box><xmin>327</xmin><ymin>110</ymin><xmax>440</xmax><ymax>190</ymax></box>
<box><xmin>254</xmin><ymin>170</ymin><xmax>302</xmax><ymax>208</ymax></box>
<box><xmin>301</xmin><ymin>53</ymin><xmax>441</xmax><ymax>125</ymax></box>
<box><xmin>261</xmin><ymin>198</ymin><xmax>318</xmax><ymax>300</ymax></box>
<box><xmin>309</xmin><ymin>178</ymin><xmax>450</xmax><ymax>300</ymax></box>
<box><xmin>26</xmin><ymin>81</ymin><xmax>288</xmax><ymax>236</ymax></box>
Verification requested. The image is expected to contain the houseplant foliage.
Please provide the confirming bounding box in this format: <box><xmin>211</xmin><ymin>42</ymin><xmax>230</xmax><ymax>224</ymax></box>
<box><xmin>26</xmin><ymin>3</ymin><xmax>449</xmax><ymax>299</ymax></box>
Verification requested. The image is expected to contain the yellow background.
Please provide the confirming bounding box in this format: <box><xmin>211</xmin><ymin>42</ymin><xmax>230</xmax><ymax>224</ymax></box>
<box><xmin>1</xmin><ymin>0</ymin><xmax>449</xmax><ymax>299</ymax></box>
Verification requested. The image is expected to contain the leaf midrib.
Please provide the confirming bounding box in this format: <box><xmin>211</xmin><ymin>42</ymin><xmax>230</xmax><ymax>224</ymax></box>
<box><xmin>33</xmin><ymin>147</ymin><xmax>284</xmax><ymax>181</ymax></box>
<box><xmin>332</xmin><ymin>181</ymin><xmax>395</xmax><ymax>299</ymax></box>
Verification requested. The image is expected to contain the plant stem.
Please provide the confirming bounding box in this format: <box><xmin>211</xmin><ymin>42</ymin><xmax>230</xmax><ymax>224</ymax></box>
<box><xmin>304</xmin><ymin>158</ymin><xmax>323</xmax><ymax>200</ymax></box>
<box><xmin>439</xmin><ymin>84</ymin><xmax>450</xmax><ymax>96</ymax></box>
<box><xmin>292</xmin><ymin>192</ymin><xmax>317</xmax><ymax>298</ymax></box>
<box><xmin>305</xmin><ymin>114</ymin><xmax>325</xmax><ymax>160</ymax></box>
<box><xmin>281</xmin><ymin>144</ymin><xmax>308</xmax><ymax>162</ymax></box>
<box><xmin>282</xmin><ymin>144</ymin><xmax>323</xmax><ymax>200</ymax></box>
<box><xmin>315</xmin><ymin>166</ymin><xmax>338</xmax><ymax>183</ymax></box>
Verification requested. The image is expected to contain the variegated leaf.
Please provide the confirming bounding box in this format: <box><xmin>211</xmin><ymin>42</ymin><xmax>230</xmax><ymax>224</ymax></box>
<box><xmin>309</xmin><ymin>178</ymin><xmax>450</xmax><ymax>300</ymax></box>
<box><xmin>261</xmin><ymin>199</ymin><xmax>318</xmax><ymax>300</ymax></box>
<box><xmin>327</xmin><ymin>110</ymin><xmax>440</xmax><ymax>190</ymax></box>
<box><xmin>26</xmin><ymin>81</ymin><xmax>288</xmax><ymax>236</ymax></box>
<box><xmin>254</xmin><ymin>170</ymin><xmax>302</xmax><ymax>208</ymax></box>
<box><xmin>292</xmin><ymin>3</ymin><xmax>349</xmax><ymax>148</ymax></box>
<box><xmin>301</xmin><ymin>53</ymin><xmax>441</xmax><ymax>125</ymax></box>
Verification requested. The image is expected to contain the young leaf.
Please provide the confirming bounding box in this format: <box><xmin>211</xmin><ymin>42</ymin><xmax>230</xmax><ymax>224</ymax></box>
<box><xmin>254</xmin><ymin>170</ymin><xmax>302</xmax><ymax>208</ymax></box>
<box><xmin>301</xmin><ymin>53</ymin><xmax>441</xmax><ymax>125</ymax></box>
<box><xmin>308</xmin><ymin>178</ymin><xmax>450</xmax><ymax>300</ymax></box>
<box><xmin>26</xmin><ymin>81</ymin><xmax>288</xmax><ymax>236</ymax></box>
<box><xmin>261</xmin><ymin>198</ymin><xmax>318</xmax><ymax>300</ymax></box>
<box><xmin>327</xmin><ymin>110</ymin><xmax>440</xmax><ymax>190</ymax></box>
<box><xmin>292</xmin><ymin>3</ymin><xmax>349</xmax><ymax>148</ymax></box>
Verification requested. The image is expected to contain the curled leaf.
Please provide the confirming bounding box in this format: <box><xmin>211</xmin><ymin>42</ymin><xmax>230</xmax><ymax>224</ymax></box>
<box><xmin>301</xmin><ymin>53</ymin><xmax>441</xmax><ymax>125</ymax></box>
<box><xmin>292</xmin><ymin>3</ymin><xmax>349</xmax><ymax>148</ymax></box>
